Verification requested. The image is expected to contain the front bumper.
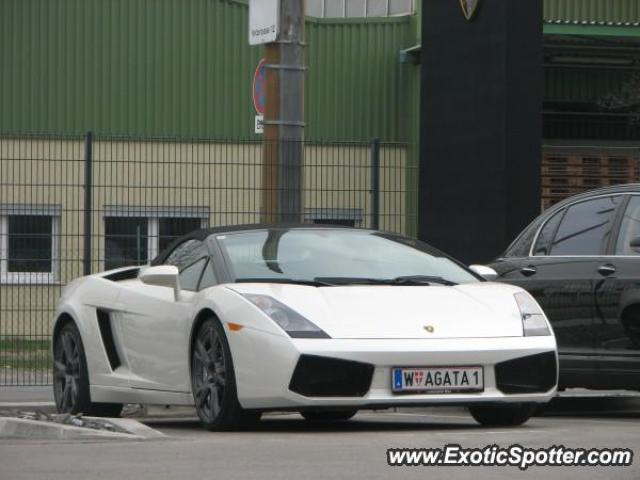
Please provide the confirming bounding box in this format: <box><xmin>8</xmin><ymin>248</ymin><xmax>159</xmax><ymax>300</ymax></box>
<box><xmin>229</xmin><ymin>329</ymin><xmax>558</xmax><ymax>410</ymax></box>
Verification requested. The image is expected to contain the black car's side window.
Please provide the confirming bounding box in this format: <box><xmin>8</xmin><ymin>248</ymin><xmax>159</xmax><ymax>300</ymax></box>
<box><xmin>179</xmin><ymin>257</ymin><xmax>208</xmax><ymax>292</ymax></box>
<box><xmin>615</xmin><ymin>196</ymin><xmax>640</xmax><ymax>255</ymax></box>
<box><xmin>549</xmin><ymin>196</ymin><xmax>622</xmax><ymax>256</ymax></box>
<box><xmin>533</xmin><ymin>210</ymin><xmax>565</xmax><ymax>256</ymax></box>
<box><xmin>504</xmin><ymin>223</ymin><xmax>538</xmax><ymax>258</ymax></box>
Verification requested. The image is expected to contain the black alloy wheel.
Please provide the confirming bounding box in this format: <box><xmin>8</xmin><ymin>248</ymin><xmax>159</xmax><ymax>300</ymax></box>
<box><xmin>53</xmin><ymin>322</ymin><xmax>122</xmax><ymax>417</ymax></box>
<box><xmin>53</xmin><ymin>326</ymin><xmax>82</xmax><ymax>413</ymax></box>
<box><xmin>191</xmin><ymin>317</ymin><xmax>261</xmax><ymax>430</ymax></box>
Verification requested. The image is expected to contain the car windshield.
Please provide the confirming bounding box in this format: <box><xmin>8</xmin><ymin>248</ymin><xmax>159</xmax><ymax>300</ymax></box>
<box><xmin>213</xmin><ymin>229</ymin><xmax>479</xmax><ymax>285</ymax></box>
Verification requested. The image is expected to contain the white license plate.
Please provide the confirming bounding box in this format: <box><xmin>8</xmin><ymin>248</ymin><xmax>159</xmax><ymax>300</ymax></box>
<box><xmin>392</xmin><ymin>366</ymin><xmax>484</xmax><ymax>394</ymax></box>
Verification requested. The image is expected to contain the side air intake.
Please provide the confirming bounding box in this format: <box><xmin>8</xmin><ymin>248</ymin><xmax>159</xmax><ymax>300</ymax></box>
<box><xmin>96</xmin><ymin>309</ymin><xmax>122</xmax><ymax>370</ymax></box>
<box><xmin>103</xmin><ymin>268</ymin><xmax>140</xmax><ymax>282</ymax></box>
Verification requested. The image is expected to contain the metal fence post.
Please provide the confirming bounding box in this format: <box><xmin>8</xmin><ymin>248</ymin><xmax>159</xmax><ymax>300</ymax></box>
<box><xmin>371</xmin><ymin>138</ymin><xmax>380</xmax><ymax>230</ymax></box>
<box><xmin>83</xmin><ymin>132</ymin><xmax>93</xmax><ymax>276</ymax></box>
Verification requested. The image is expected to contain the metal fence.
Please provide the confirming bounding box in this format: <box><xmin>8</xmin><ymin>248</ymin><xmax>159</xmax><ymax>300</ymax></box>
<box><xmin>0</xmin><ymin>132</ymin><xmax>416</xmax><ymax>386</ymax></box>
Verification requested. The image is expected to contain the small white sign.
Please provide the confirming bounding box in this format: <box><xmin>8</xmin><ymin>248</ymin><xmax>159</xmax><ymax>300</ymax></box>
<box><xmin>249</xmin><ymin>0</ymin><xmax>279</xmax><ymax>45</ymax></box>
<box><xmin>255</xmin><ymin>115</ymin><xmax>264</xmax><ymax>134</ymax></box>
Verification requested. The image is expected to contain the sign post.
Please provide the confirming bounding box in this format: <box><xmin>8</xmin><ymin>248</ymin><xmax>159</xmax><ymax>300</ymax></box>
<box><xmin>249</xmin><ymin>0</ymin><xmax>305</xmax><ymax>224</ymax></box>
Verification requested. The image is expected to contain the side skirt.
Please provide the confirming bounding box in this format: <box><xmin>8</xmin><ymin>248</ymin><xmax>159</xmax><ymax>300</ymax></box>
<box><xmin>91</xmin><ymin>385</ymin><xmax>195</xmax><ymax>406</ymax></box>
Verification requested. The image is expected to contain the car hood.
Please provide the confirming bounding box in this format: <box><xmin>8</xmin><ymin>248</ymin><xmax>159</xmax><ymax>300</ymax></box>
<box><xmin>226</xmin><ymin>282</ymin><xmax>525</xmax><ymax>339</ymax></box>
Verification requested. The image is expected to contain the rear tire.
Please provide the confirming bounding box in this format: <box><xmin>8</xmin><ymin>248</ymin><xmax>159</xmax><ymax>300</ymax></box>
<box><xmin>191</xmin><ymin>317</ymin><xmax>261</xmax><ymax>431</ymax></box>
<box><xmin>301</xmin><ymin>410</ymin><xmax>358</xmax><ymax>422</ymax></box>
<box><xmin>469</xmin><ymin>403</ymin><xmax>536</xmax><ymax>427</ymax></box>
<box><xmin>52</xmin><ymin>322</ymin><xmax>123</xmax><ymax>417</ymax></box>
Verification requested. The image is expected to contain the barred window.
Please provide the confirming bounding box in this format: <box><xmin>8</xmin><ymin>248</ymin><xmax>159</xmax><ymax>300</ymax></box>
<box><xmin>103</xmin><ymin>206</ymin><xmax>208</xmax><ymax>270</ymax></box>
<box><xmin>304</xmin><ymin>208</ymin><xmax>363</xmax><ymax>227</ymax></box>
<box><xmin>104</xmin><ymin>217</ymin><xmax>149</xmax><ymax>270</ymax></box>
<box><xmin>159</xmin><ymin>217</ymin><xmax>202</xmax><ymax>253</ymax></box>
<box><xmin>0</xmin><ymin>206</ymin><xmax>60</xmax><ymax>284</ymax></box>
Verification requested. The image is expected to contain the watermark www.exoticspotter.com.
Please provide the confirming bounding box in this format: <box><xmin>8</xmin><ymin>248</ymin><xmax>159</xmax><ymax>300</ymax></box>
<box><xmin>387</xmin><ymin>444</ymin><xmax>633</xmax><ymax>470</ymax></box>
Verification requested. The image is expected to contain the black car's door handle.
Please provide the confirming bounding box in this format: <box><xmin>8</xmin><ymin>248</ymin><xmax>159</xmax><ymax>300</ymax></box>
<box><xmin>597</xmin><ymin>264</ymin><xmax>616</xmax><ymax>276</ymax></box>
<box><xmin>520</xmin><ymin>266</ymin><xmax>537</xmax><ymax>277</ymax></box>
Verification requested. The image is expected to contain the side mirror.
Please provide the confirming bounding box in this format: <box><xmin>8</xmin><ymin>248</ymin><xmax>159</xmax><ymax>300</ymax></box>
<box><xmin>469</xmin><ymin>264</ymin><xmax>499</xmax><ymax>281</ymax></box>
<box><xmin>630</xmin><ymin>237</ymin><xmax>640</xmax><ymax>253</ymax></box>
<box><xmin>139</xmin><ymin>265</ymin><xmax>180</xmax><ymax>301</ymax></box>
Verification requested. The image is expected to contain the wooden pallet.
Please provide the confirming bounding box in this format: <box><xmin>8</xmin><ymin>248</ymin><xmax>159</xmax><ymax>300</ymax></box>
<box><xmin>541</xmin><ymin>153</ymin><xmax>638</xmax><ymax>210</ymax></box>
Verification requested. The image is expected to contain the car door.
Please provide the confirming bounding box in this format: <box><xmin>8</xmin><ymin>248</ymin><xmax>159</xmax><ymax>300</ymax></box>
<box><xmin>592</xmin><ymin>194</ymin><xmax>640</xmax><ymax>383</ymax></box>
<box><xmin>118</xmin><ymin>239</ymin><xmax>209</xmax><ymax>392</ymax></box>
<box><xmin>494</xmin><ymin>195</ymin><xmax>623</xmax><ymax>385</ymax></box>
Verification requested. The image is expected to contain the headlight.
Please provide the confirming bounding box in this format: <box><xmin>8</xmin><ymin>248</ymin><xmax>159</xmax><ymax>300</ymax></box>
<box><xmin>240</xmin><ymin>294</ymin><xmax>330</xmax><ymax>339</ymax></box>
<box><xmin>514</xmin><ymin>291</ymin><xmax>551</xmax><ymax>336</ymax></box>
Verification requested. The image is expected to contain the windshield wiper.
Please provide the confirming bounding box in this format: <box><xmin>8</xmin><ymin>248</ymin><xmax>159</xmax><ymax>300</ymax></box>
<box><xmin>314</xmin><ymin>276</ymin><xmax>457</xmax><ymax>286</ymax></box>
<box><xmin>235</xmin><ymin>278</ymin><xmax>335</xmax><ymax>287</ymax></box>
<box><xmin>390</xmin><ymin>275</ymin><xmax>458</xmax><ymax>286</ymax></box>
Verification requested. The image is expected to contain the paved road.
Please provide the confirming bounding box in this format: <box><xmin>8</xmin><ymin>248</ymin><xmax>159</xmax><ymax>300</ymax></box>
<box><xmin>1</xmin><ymin>399</ymin><xmax>639</xmax><ymax>480</ymax></box>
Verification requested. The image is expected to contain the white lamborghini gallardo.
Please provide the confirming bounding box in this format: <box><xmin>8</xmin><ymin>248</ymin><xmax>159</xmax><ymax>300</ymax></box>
<box><xmin>52</xmin><ymin>225</ymin><xmax>558</xmax><ymax>430</ymax></box>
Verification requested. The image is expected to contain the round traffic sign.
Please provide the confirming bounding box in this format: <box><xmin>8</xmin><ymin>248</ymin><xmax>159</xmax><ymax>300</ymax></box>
<box><xmin>253</xmin><ymin>58</ymin><xmax>267</xmax><ymax>115</ymax></box>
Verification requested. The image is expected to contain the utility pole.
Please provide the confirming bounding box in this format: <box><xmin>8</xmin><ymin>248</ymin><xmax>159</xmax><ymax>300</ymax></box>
<box><xmin>262</xmin><ymin>0</ymin><xmax>306</xmax><ymax>223</ymax></box>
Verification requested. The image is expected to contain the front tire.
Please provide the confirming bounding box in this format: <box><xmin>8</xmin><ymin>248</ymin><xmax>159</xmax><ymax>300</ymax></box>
<box><xmin>469</xmin><ymin>403</ymin><xmax>536</xmax><ymax>427</ymax></box>
<box><xmin>191</xmin><ymin>317</ymin><xmax>261</xmax><ymax>431</ymax></box>
<box><xmin>52</xmin><ymin>322</ymin><xmax>122</xmax><ymax>417</ymax></box>
<box><xmin>301</xmin><ymin>410</ymin><xmax>358</xmax><ymax>422</ymax></box>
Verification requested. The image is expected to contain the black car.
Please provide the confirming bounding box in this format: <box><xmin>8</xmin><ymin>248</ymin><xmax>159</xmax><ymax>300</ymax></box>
<box><xmin>487</xmin><ymin>184</ymin><xmax>640</xmax><ymax>391</ymax></box>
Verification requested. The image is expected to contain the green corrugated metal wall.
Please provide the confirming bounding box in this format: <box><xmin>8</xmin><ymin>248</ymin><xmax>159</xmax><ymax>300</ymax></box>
<box><xmin>306</xmin><ymin>18</ymin><xmax>415</xmax><ymax>141</ymax></box>
<box><xmin>542</xmin><ymin>1</ymin><xmax>640</xmax><ymax>104</ymax></box>
<box><xmin>2</xmin><ymin>0</ymin><xmax>636</xmax><ymax>140</ymax></box>
<box><xmin>543</xmin><ymin>0</ymin><xmax>640</xmax><ymax>25</ymax></box>
<box><xmin>0</xmin><ymin>0</ymin><xmax>257</xmax><ymax>138</ymax></box>
<box><xmin>0</xmin><ymin>0</ymin><xmax>418</xmax><ymax>142</ymax></box>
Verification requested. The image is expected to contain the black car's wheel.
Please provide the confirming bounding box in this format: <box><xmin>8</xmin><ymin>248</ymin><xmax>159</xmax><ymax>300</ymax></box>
<box><xmin>53</xmin><ymin>322</ymin><xmax>122</xmax><ymax>417</ymax></box>
<box><xmin>533</xmin><ymin>403</ymin><xmax>549</xmax><ymax>416</ymax></box>
<box><xmin>301</xmin><ymin>410</ymin><xmax>358</xmax><ymax>422</ymax></box>
<box><xmin>191</xmin><ymin>317</ymin><xmax>261</xmax><ymax>430</ymax></box>
<box><xmin>469</xmin><ymin>403</ymin><xmax>536</xmax><ymax>427</ymax></box>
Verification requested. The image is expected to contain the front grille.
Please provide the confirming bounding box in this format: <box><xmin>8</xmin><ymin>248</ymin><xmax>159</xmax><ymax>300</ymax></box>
<box><xmin>495</xmin><ymin>351</ymin><xmax>557</xmax><ymax>394</ymax></box>
<box><xmin>289</xmin><ymin>355</ymin><xmax>374</xmax><ymax>397</ymax></box>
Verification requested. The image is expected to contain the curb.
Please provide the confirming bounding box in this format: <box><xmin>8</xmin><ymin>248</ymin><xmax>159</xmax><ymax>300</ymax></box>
<box><xmin>100</xmin><ymin>417</ymin><xmax>167</xmax><ymax>439</ymax></box>
<box><xmin>0</xmin><ymin>416</ymin><xmax>166</xmax><ymax>441</ymax></box>
<box><xmin>0</xmin><ymin>417</ymin><xmax>141</xmax><ymax>441</ymax></box>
